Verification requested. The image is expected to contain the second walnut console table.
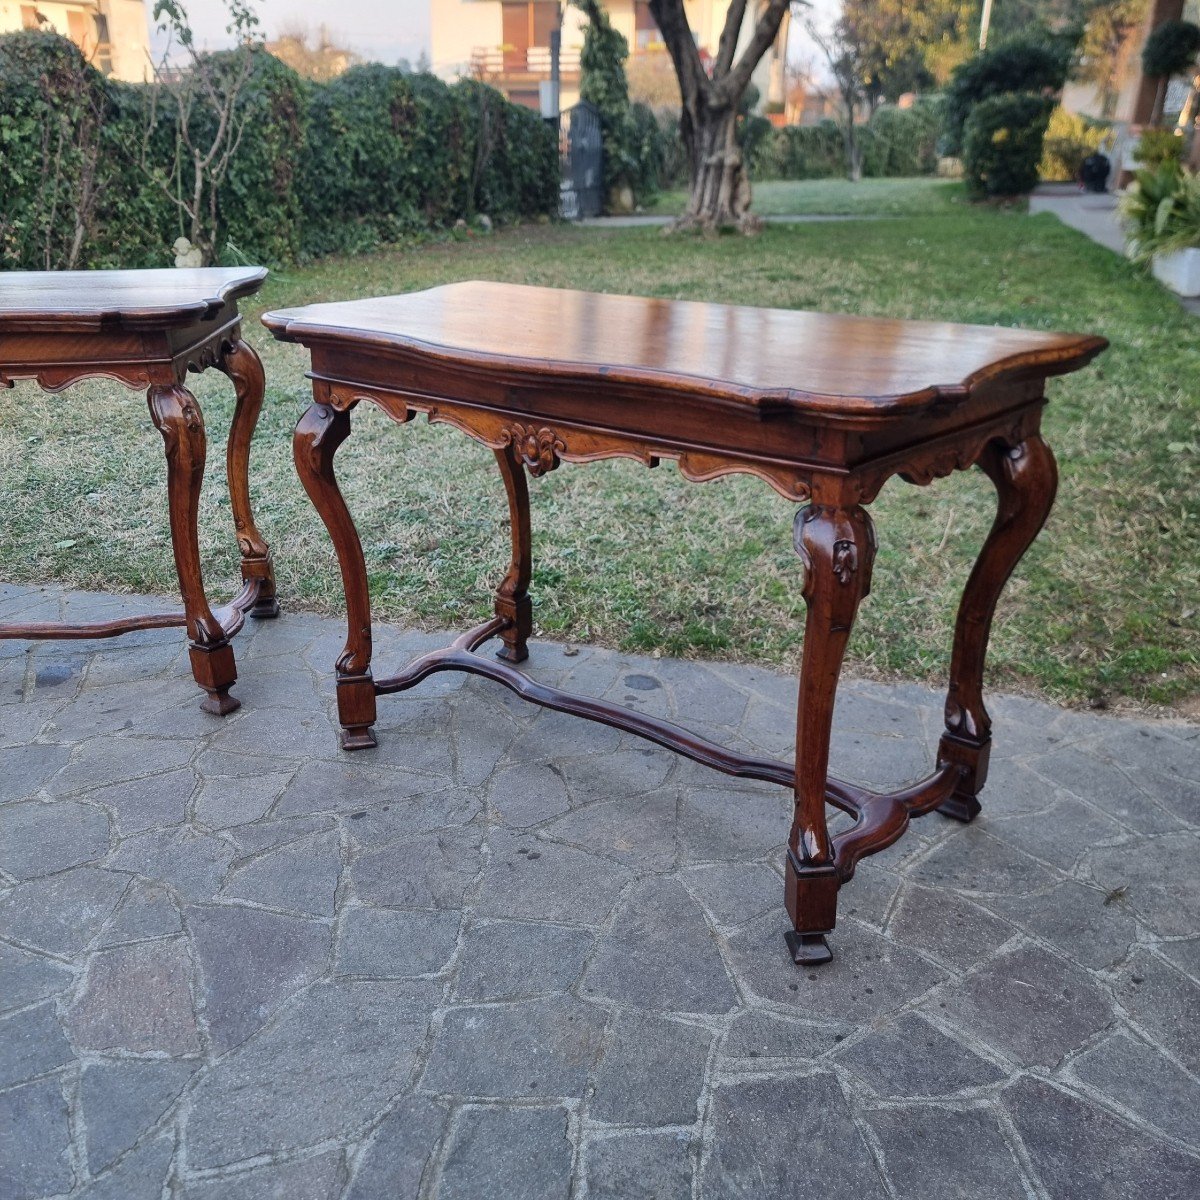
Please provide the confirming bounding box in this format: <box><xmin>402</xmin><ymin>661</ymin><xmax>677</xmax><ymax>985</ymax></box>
<box><xmin>265</xmin><ymin>281</ymin><xmax>1105</xmax><ymax>965</ymax></box>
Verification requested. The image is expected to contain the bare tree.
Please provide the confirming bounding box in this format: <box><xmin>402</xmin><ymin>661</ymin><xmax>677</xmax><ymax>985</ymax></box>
<box><xmin>806</xmin><ymin>17</ymin><xmax>873</xmax><ymax>182</ymax></box>
<box><xmin>647</xmin><ymin>0</ymin><xmax>798</xmax><ymax>230</ymax></box>
<box><xmin>148</xmin><ymin>0</ymin><xmax>262</xmax><ymax>264</ymax></box>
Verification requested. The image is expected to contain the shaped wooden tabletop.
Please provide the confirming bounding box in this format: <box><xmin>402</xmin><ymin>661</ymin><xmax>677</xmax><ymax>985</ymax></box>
<box><xmin>0</xmin><ymin>268</ymin><xmax>267</xmax><ymax>333</ymax></box>
<box><xmin>263</xmin><ymin>281</ymin><xmax>1106</xmax><ymax>417</ymax></box>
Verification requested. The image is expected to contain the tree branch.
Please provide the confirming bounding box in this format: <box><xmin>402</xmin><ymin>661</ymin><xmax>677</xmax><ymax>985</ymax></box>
<box><xmin>721</xmin><ymin>0</ymin><xmax>794</xmax><ymax>102</ymax></box>
<box><xmin>714</xmin><ymin>0</ymin><xmax>748</xmax><ymax>80</ymax></box>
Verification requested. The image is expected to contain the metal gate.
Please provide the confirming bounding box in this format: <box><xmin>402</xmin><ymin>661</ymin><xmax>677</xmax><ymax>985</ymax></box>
<box><xmin>559</xmin><ymin>102</ymin><xmax>603</xmax><ymax>220</ymax></box>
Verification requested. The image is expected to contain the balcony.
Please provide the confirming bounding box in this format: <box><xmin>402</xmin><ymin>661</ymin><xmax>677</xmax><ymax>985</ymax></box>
<box><xmin>469</xmin><ymin>44</ymin><xmax>582</xmax><ymax>82</ymax></box>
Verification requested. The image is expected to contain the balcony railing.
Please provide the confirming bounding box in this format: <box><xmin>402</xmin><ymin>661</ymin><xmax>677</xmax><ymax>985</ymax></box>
<box><xmin>470</xmin><ymin>45</ymin><xmax>582</xmax><ymax>79</ymax></box>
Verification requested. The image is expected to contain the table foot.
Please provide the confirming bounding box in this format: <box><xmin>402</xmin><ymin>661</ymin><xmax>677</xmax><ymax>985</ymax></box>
<box><xmin>200</xmin><ymin>689</ymin><xmax>241</xmax><ymax>716</ymax></box>
<box><xmin>341</xmin><ymin>725</ymin><xmax>378</xmax><ymax>751</ymax></box>
<box><xmin>495</xmin><ymin>642</ymin><xmax>528</xmax><ymax>664</ymax></box>
<box><xmin>938</xmin><ymin>793</ymin><xmax>981</xmax><ymax>822</ymax></box>
<box><xmin>786</xmin><ymin>930</ymin><xmax>833</xmax><ymax>965</ymax></box>
<box><xmin>249</xmin><ymin>594</ymin><xmax>281</xmax><ymax>619</ymax></box>
<box><xmin>188</xmin><ymin>642</ymin><xmax>239</xmax><ymax>717</ymax></box>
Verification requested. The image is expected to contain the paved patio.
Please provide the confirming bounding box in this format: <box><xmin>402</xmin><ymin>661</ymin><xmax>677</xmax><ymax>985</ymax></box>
<box><xmin>2</xmin><ymin>583</ymin><xmax>1198</xmax><ymax>1199</ymax></box>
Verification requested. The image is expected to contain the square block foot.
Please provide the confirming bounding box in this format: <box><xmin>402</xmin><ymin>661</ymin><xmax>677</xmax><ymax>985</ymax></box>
<box><xmin>341</xmin><ymin>726</ymin><xmax>378</xmax><ymax>751</ymax></box>
<box><xmin>786</xmin><ymin>930</ymin><xmax>833</xmax><ymax>966</ymax></box>
<box><xmin>938</xmin><ymin>793</ymin><xmax>982</xmax><ymax>822</ymax></box>
<box><xmin>495</xmin><ymin>643</ymin><xmax>528</xmax><ymax>664</ymax></box>
<box><xmin>250</xmin><ymin>596</ymin><xmax>281</xmax><ymax>619</ymax></box>
<box><xmin>200</xmin><ymin>690</ymin><xmax>240</xmax><ymax>716</ymax></box>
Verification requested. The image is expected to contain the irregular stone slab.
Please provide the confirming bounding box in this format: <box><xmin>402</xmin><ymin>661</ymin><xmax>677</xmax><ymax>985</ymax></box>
<box><xmin>221</xmin><ymin>831</ymin><xmax>340</xmax><ymax>918</ymax></box>
<box><xmin>276</xmin><ymin>758</ymin><xmax>443</xmax><ymax>816</ymax></box>
<box><xmin>561</xmin><ymin>745</ymin><xmax>675</xmax><ymax>806</ymax></box>
<box><xmin>188</xmin><ymin>903</ymin><xmax>331</xmax><ymax>1054</ymax></box>
<box><xmin>726</xmin><ymin>912</ymin><xmax>946</xmax><ymax>1023</ymax></box>
<box><xmin>988</xmin><ymin>879</ymin><xmax>1136</xmax><ymax>971</ymax></box>
<box><xmin>421</xmin><ymin>996</ymin><xmax>606</xmax><ymax>1098</ymax></box>
<box><xmin>193</xmin><ymin>769</ymin><xmax>289</xmax><ymax>828</ymax></box>
<box><xmin>829</xmin><ymin>730</ymin><xmax>933</xmax><ymax>792</ymax></box>
<box><xmin>0</xmin><ymin>1000</ymin><xmax>73</xmax><ymax>1088</ymax></box>
<box><xmin>228</xmin><ymin>814</ymin><xmax>336</xmax><ymax>857</ymax></box>
<box><xmin>1074</xmin><ymin>1031</ymin><xmax>1200</xmax><ymax>1147</ymax></box>
<box><xmin>542</xmin><ymin>789</ymin><xmax>679</xmax><ymax>870</ymax></box>
<box><xmin>0</xmin><ymin>742</ymin><xmax>71</xmax><ymax>802</ymax></box>
<box><xmin>95</xmin><ymin>880</ymin><xmax>182</xmax><ymax>947</ymax></box>
<box><xmin>454</xmin><ymin>920</ymin><xmax>592</xmax><ymax>1000</ymax></box>
<box><xmin>67</xmin><ymin>937</ymin><xmax>200</xmax><ymax>1055</ymax></box>
<box><xmin>474</xmin><ymin>829</ymin><xmax>631</xmax><ymax>926</ymax></box>
<box><xmin>47</xmin><ymin>734</ymin><xmax>193</xmax><ymax>797</ymax></box>
<box><xmin>181</xmin><ymin>1149</ymin><xmax>346</xmax><ymax>1199</ymax></box>
<box><xmin>989</xmin><ymin>794</ymin><xmax>1125</xmax><ymax>873</ymax></box>
<box><xmin>342</xmin><ymin>788</ymin><xmax>481</xmax><ymax>848</ymax></box>
<box><xmin>590</xmin><ymin>1012</ymin><xmax>712</xmax><ymax>1125</ymax></box>
<box><xmin>0</xmin><ymin>941</ymin><xmax>73</xmax><ymax>1012</ymax></box>
<box><xmin>81</xmin><ymin>767</ymin><xmax>195</xmax><ymax>836</ymax></box>
<box><xmin>865</xmin><ymin>1104</ymin><xmax>1027</xmax><ymax>1200</ymax></box>
<box><xmin>933</xmin><ymin>943</ymin><xmax>1112</xmax><ymax>1068</ymax></box>
<box><xmin>0</xmin><ymin>866</ymin><xmax>128</xmax><ymax>956</ymax></box>
<box><xmin>77</xmin><ymin>1130</ymin><xmax>174</xmax><ymax>1200</ymax></box>
<box><xmin>211</xmin><ymin>705</ymin><xmax>334</xmax><ymax>759</ymax></box>
<box><xmin>1004</xmin><ymin>1076</ymin><xmax>1200</xmax><ymax>1199</ymax></box>
<box><xmin>82</xmin><ymin>1058</ymin><xmax>197</xmax><ymax>1173</ymax></box>
<box><xmin>186</xmin><ymin>980</ymin><xmax>433</xmax><ymax>1170</ymax></box>
<box><xmin>1113</xmin><ymin>950</ymin><xmax>1200</xmax><ymax>1072</ymax></box>
<box><xmin>722</xmin><ymin>1011</ymin><xmax>849</xmax><ymax>1060</ymax></box>
<box><xmin>677</xmin><ymin>782</ymin><xmax>790</xmax><ymax>863</ymax></box>
<box><xmin>582</xmin><ymin>877</ymin><xmax>738</xmax><ymax>1014</ymax></box>
<box><xmin>488</xmin><ymin>761</ymin><xmax>572</xmax><ymax>828</ymax></box>
<box><xmin>345</xmin><ymin>1097</ymin><xmax>447</xmax><ymax>1200</ymax></box>
<box><xmin>1097</xmin><ymin>724</ymin><xmax>1200</xmax><ymax>783</ymax></box>
<box><xmin>0</xmin><ymin>798</ymin><xmax>110</xmax><ymax>878</ymax></box>
<box><xmin>109</xmin><ymin>828</ymin><xmax>235</xmax><ymax>903</ymax></box>
<box><xmin>351</xmin><ymin>827</ymin><xmax>481</xmax><ymax>910</ymax></box>
<box><xmin>682</xmin><ymin>861</ymin><xmax>783</xmax><ymax>931</ymax></box>
<box><xmin>885</xmin><ymin>884</ymin><xmax>1015</xmax><ymax>972</ymax></box>
<box><xmin>1087</xmin><ymin>833</ymin><xmax>1200</xmax><ymax>938</ymax></box>
<box><xmin>836</xmin><ymin>1011</ymin><xmax>1004</xmax><ymax>1097</ymax></box>
<box><xmin>587</xmin><ymin>1129</ymin><xmax>694</xmax><ymax>1200</ymax></box>
<box><xmin>438</xmin><ymin>1105</ymin><xmax>572</xmax><ymax>1200</ymax></box>
<box><xmin>703</xmin><ymin>1072</ymin><xmax>886</xmax><ymax>1199</ymax></box>
<box><xmin>907</xmin><ymin>829</ymin><xmax>1062</xmax><ymax>896</ymax></box>
<box><xmin>338</xmin><ymin>907</ymin><xmax>461</xmax><ymax>977</ymax></box>
<box><xmin>1160</xmin><ymin>937</ymin><xmax>1200</xmax><ymax>982</ymax></box>
<box><xmin>1034</xmin><ymin>747</ymin><xmax>1183</xmax><ymax>835</ymax></box>
<box><xmin>0</xmin><ymin>1075</ymin><xmax>73</xmax><ymax>1200</ymax></box>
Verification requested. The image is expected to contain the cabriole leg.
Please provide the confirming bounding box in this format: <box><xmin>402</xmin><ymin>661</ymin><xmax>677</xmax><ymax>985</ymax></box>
<box><xmin>293</xmin><ymin>400</ymin><xmax>376</xmax><ymax>750</ymax></box>
<box><xmin>148</xmin><ymin>382</ymin><xmax>238</xmax><ymax>715</ymax></box>
<box><xmin>493</xmin><ymin>443</ymin><xmax>532</xmax><ymax>663</ymax></box>
<box><xmin>938</xmin><ymin>433</ymin><xmax>1058</xmax><ymax>820</ymax></box>
<box><xmin>786</xmin><ymin>503</ymin><xmax>876</xmax><ymax>964</ymax></box>
<box><xmin>221</xmin><ymin>337</ymin><xmax>279</xmax><ymax>617</ymax></box>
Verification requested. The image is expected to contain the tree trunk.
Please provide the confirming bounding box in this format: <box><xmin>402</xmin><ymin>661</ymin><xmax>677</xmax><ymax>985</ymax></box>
<box><xmin>678</xmin><ymin>101</ymin><xmax>755</xmax><ymax>231</ymax></box>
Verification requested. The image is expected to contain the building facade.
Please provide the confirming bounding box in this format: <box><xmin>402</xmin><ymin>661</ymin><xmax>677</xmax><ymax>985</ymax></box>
<box><xmin>0</xmin><ymin>0</ymin><xmax>151</xmax><ymax>81</ymax></box>
<box><xmin>430</xmin><ymin>0</ymin><xmax>788</xmax><ymax>113</ymax></box>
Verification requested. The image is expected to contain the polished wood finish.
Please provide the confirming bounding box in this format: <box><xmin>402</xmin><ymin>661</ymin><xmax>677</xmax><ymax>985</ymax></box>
<box><xmin>0</xmin><ymin>268</ymin><xmax>278</xmax><ymax>712</ymax></box>
<box><xmin>267</xmin><ymin>281</ymin><xmax>1105</xmax><ymax>966</ymax></box>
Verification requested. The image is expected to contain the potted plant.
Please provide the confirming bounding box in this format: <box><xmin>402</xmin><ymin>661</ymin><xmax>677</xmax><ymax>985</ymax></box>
<box><xmin>1121</xmin><ymin>161</ymin><xmax>1200</xmax><ymax>295</ymax></box>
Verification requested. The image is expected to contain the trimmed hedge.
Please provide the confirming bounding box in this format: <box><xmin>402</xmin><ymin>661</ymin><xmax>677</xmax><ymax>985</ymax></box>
<box><xmin>0</xmin><ymin>31</ymin><xmax>558</xmax><ymax>269</ymax></box>
<box><xmin>747</xmin><ymin>103</ymin><xmax>941</xmax><ymax>182</ymax></box>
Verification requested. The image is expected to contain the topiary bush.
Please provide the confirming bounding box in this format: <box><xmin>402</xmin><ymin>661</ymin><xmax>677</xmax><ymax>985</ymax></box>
<box><xmin>943</xmin><ymin>35</ymin><xmax>1072</xmax><ymax>155</ymax></box>
<box><xmin>962</xmin><ymin>93</ymin><xmax>1056</xmax><ymax>198</ymax></box>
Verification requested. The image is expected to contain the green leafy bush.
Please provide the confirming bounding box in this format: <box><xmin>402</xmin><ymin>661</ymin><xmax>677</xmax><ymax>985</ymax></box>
<box><xmin>0</xmin><ymin>29</ymin><xmax>558</xmax><ymax>269</ymax></box>
<box><xmin>1142</xmin><ymin>19</ymin><xmax>1200</xmax><ymax>80</ymax></box>
<box><xmin>1133</xmin><ymin>126</ymin><xmax>1185</xmax><ymax>169</ymax></box>
<box><xmin>1039</xmin><ymin>107</ymin><xmax>1109</xmax><ymax>182</ymax></box>
<box><xmin>962</xmin><ymin>93</ymin><xmax>1055</xmax><ymax>198</ymax></box>
<box><xmin>1121</xmin><ymin>161</ymin><xmax>1200</xmax><ymax>262</ymax></box>
<box><xmin>943</xmin><ymin>35</ymin><xmax>1071</xmax><ymax>155</ymax></box>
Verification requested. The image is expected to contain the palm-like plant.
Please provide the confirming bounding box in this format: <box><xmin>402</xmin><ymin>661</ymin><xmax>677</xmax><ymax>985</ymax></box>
<box><xmin>1121</xmin><ymin>162</ymin><xmax>1200</xmax><ymax>263</ymax></box>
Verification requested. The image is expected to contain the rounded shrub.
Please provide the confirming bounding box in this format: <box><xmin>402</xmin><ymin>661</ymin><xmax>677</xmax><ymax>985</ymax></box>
<box><xmin>962</xmin><ymin>93</ymin><xmax>1055</xmax><ymax>198</ymax></box>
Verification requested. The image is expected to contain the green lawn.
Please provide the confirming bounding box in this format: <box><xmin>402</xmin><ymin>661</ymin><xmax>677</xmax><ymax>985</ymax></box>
<box><xmin>2</xmin><ymin>193</ymin><xmax>1197</xmax><ymax>712</ymax></box>
<box><xmin>644</xmin><ymin>176</ymin><xmax>967</xmax><ymax>217</ymax></box>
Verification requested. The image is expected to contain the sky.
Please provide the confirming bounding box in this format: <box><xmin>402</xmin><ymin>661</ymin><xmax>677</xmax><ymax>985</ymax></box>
<box><xmin>150</xmin><ymin>0</ymin><xmax>431</xmax><ymax>68</ymax></box>
<box><xmin>151</xmin><ymin>0</ymin><xmax>841</xmax><ymax>72</ymax></box>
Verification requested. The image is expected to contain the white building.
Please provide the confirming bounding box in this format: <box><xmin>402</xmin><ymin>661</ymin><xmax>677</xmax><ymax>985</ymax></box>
<box><xmin>0</xmin><ymin>1</ymin><xmax>152</xmax><ymax>82</ymax></box>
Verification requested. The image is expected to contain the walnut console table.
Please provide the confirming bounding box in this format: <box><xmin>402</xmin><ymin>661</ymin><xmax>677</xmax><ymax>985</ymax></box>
<box><xmin>0</xmin><ymin>268</ymin><xmax>278</xmax><ymax>714</ymax></box>
<box><xmin>266</xmin><ymin>281</ymin><xmax>1105</xmax><ymax>965</ymax></box>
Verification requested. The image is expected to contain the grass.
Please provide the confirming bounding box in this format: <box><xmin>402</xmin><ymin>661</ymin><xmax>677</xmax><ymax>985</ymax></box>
<box><xmin>2</xmin><ymin>182</ymin><xmax>1197</xmax><ymax>712</ymax></box>
<box><xmin>643</xmin><ymin>177</ymin><xmax>968</xmax><ymax>218</ymax></box>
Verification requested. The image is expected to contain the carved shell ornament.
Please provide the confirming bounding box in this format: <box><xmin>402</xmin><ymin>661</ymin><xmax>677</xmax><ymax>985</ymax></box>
<box><xmin>507</xmin><ymin>423</ymin><xmax>566</xmax><ymax>476</ymax></box>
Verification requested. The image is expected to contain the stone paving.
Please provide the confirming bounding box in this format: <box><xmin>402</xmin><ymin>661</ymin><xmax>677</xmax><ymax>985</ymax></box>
<box><xmin>2</xmin><ymin>583</ymin><xmax>1199</xmax><ymax>1199</ymax></box>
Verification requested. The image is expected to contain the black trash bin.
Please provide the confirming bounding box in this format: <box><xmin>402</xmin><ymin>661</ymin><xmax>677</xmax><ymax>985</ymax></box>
<box><xmin>1080</xmin><ymin>153</ymin><xmax>1111</xmax><ymax>193</ymax></box>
